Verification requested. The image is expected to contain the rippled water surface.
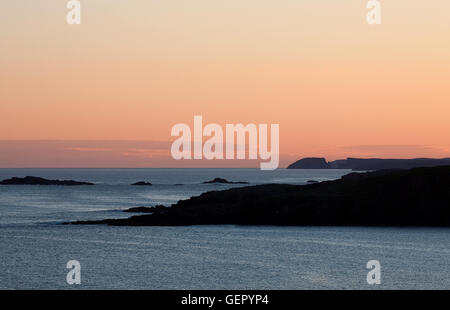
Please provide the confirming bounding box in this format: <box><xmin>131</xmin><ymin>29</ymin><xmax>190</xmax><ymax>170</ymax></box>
<box><xmin>0</xmin><ymin>169</ymin><xmax>449</xmax><ymax>289</ymax></box>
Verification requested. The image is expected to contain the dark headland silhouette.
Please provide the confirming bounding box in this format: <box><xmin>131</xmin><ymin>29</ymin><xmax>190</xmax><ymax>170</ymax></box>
<box><xmin>287</xmin><ymin>157</ymin><xmax>450</xmax><ymax>170</ymax></box>
<box><xmin>68</xmin><ymin>165</ymin><xmax>450</xmax><ymax>227</ymax></box>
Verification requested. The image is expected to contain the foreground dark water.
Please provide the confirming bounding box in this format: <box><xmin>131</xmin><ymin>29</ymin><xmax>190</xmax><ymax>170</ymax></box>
<box><xmin>0</xmin><ymin>169</ymin><xmax>449</xmax><ymax>289</ymax></box>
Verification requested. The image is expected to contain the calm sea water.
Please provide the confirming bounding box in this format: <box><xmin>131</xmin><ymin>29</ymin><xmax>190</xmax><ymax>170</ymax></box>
<box><xmin>0</xmin><ymin>168</ymin><xmax>449</xmax><ymax>289</ymax></box>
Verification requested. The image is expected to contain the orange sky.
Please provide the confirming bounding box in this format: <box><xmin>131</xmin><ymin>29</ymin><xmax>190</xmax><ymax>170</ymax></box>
<box><xmin>1</xmin><ymin>1</ymin><xmax>449</xmax><ymax>167</ymax></box>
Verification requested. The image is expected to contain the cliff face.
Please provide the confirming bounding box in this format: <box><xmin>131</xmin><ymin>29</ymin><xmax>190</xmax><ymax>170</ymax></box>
<box><xmin>287</xmin><ymin>157</ymin><xmax>330</xmax><ymax>169</ymax></box>
<box><xmin>288</xmin><ymin>157</ymin><xmax>450</xmax><ymax>171</ymax></box>
<box><xmin>70</xmin><ymin>166</ymin><xmax>450</xmax><ymax>227</ymax></box>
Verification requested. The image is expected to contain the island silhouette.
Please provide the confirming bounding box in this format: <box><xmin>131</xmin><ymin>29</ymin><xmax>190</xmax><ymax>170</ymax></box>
<box><xmin>287</xmin><ymin>157</ymin><xmax>450</xmax><ymax>170</ymax></box>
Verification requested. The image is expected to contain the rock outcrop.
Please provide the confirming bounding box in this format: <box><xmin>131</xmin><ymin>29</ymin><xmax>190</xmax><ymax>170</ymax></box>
<box><xmin>202</xmin><ymin>178</ymin><xmax>249</xmax><ymax>184</ymax></box>
<box><xmin>0</xmin><ymin>176</ymin><xmax>94</xmax><ymax>186</ymax></box>
<box><xmin>131</xmin><ymin>181</ymin><xmax>153</xmax><ymax>186</ymax></box>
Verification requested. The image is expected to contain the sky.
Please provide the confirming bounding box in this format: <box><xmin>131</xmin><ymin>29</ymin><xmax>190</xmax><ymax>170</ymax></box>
<box><xmin>1</xmin><ymin>1</ymin><xmax>449</xmax><ymax>167</ymax></box>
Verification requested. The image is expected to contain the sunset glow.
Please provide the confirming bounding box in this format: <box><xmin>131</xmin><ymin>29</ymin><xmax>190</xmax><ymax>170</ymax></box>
<box><xmin>1</xmin><ymin>1</ymin><xmax>449</xmax><ymax>167</ymax></box>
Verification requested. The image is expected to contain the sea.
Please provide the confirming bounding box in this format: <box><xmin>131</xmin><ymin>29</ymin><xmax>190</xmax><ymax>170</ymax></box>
<box><xmin>0</xmin><ymin>168</ymin><xmax>449</xmax><ymax>290</ymax></box>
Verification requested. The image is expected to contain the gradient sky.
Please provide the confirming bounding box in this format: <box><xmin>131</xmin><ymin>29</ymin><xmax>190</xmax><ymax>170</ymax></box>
<box><xmin>1</xmin><ymin>1</ymin><xmax>449</xmax><ymax>167</ymax></box>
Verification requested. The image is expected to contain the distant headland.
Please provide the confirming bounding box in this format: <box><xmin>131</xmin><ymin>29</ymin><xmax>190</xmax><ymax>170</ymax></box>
<box><xmin>287</xmin><ymin>157</ymin><xmax>450</xmax><ymax>170</ymax></box>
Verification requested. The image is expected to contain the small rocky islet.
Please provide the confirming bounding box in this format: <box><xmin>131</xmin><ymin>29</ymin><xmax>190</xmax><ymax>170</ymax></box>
<box><xmin>0</xmin><ymin>176</ymin><xmax>94</xmax><ymax>186</ymax></box>
<box><xmin>131</xmin><ymin>181</ymin><xmax>153</xmax><ymax>186</ymax></box>
<box><xmin>202</xmin><ymin>178</ymin><xmax>249</xmax><ymax>184</ymax></box>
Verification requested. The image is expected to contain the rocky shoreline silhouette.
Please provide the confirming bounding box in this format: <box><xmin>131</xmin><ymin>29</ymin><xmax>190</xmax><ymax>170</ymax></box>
<box><xmin>67</xmin><ymin>166</ymin><xmax>450</xmax><ymax>226</ymax></box>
